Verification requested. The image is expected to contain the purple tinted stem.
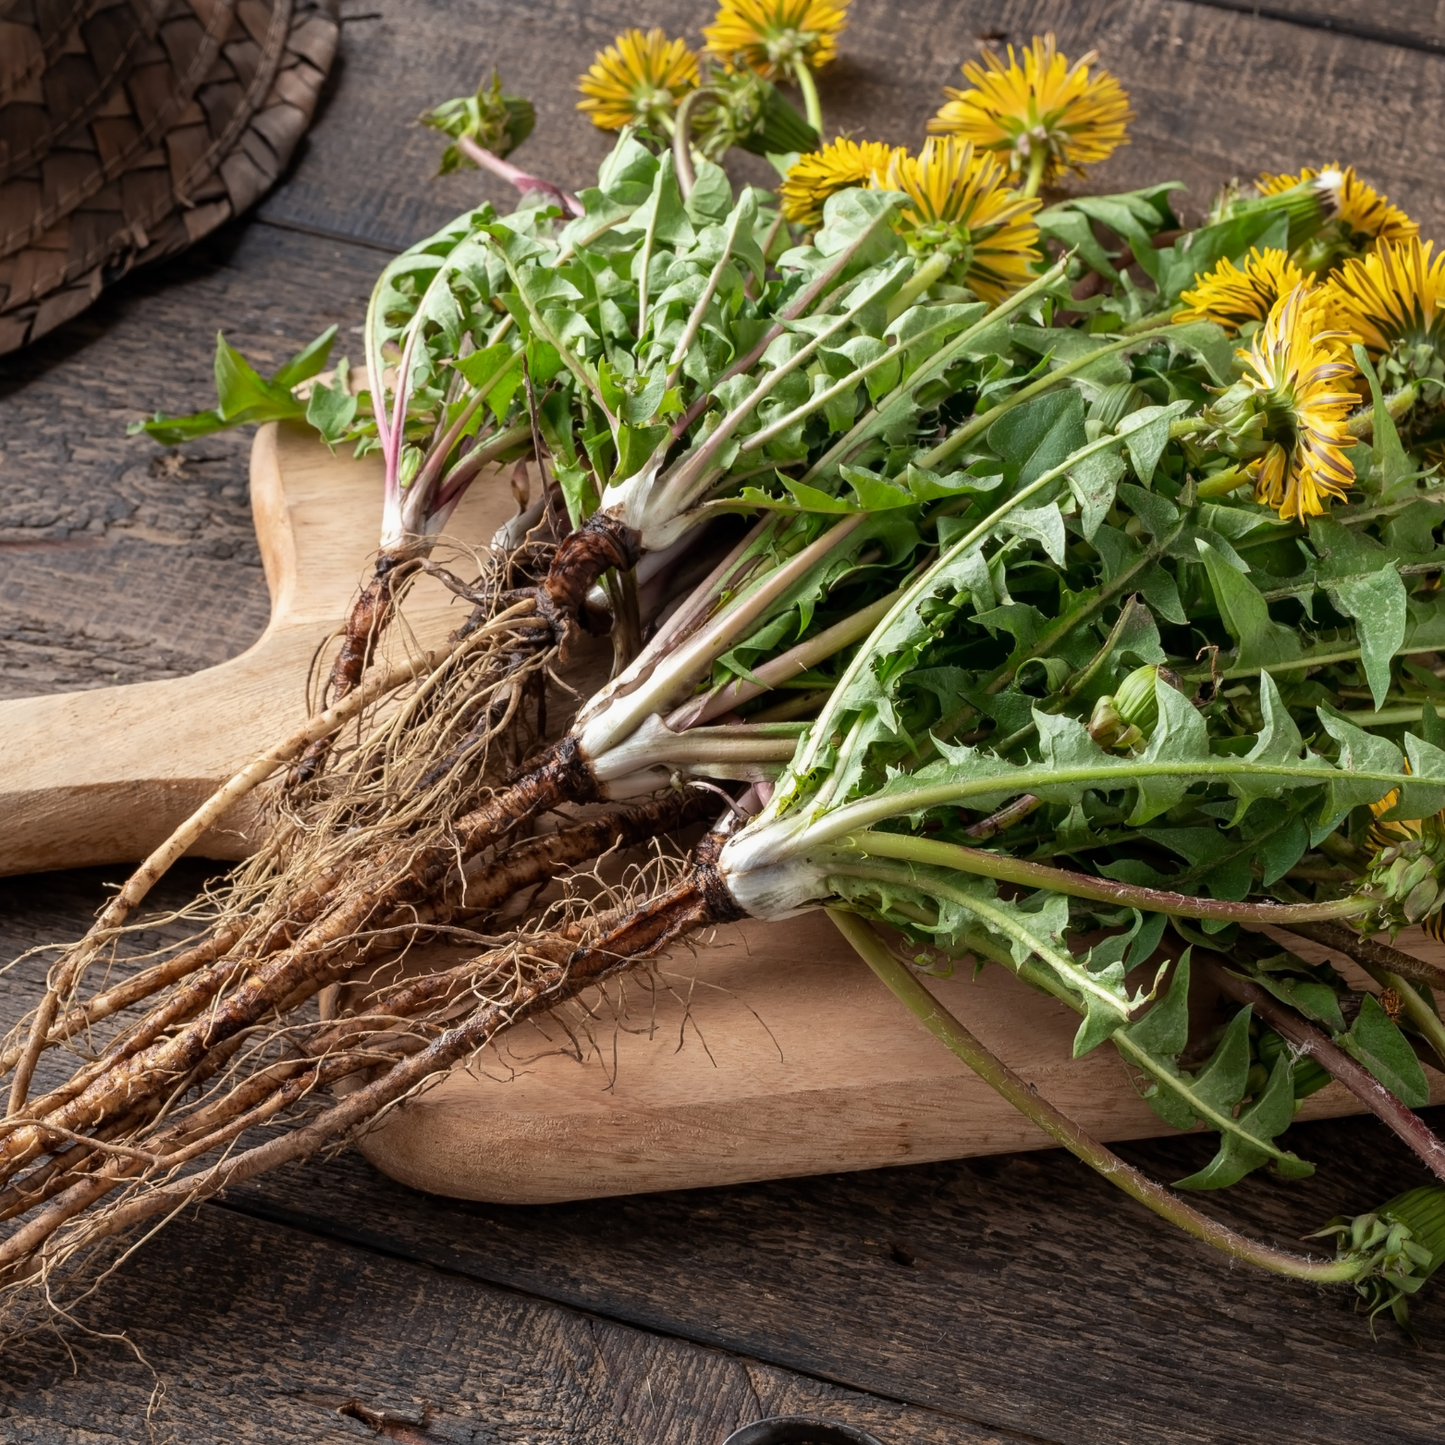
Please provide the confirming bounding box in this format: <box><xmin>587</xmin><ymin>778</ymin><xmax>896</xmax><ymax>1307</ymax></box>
<box><xmin>670</xmin><ymin>212</ymin><xmax>892</xmax><ymax>440</ymax></box>
<box><xmin>457</xmin><ymin>136</ymin><xmax>583</xmax><ymax>218</ymax></box>
<box><xmin>1203</xmin><ymin>956</ymin><xmax>1445</xmax><ymax>1185</ymax></box>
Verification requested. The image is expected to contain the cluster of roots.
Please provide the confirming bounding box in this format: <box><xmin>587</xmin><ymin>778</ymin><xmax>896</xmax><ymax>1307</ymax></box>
<box><xmin>0</xmin><ymin>517</ymin><xmax>723</xmax><ymax>1336</ymax></box>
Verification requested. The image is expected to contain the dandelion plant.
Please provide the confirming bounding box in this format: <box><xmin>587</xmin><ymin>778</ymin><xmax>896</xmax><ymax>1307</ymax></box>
<box><xmin>12</xmin><ymin>10</ymin><xmax>1445</xmax><ymax>1340</ymax></box>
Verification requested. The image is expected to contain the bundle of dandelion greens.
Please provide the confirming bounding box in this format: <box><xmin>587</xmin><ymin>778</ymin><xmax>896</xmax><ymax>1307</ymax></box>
<box><xmin>7</xmin><ymin>6</ymin><xmax>1445</xmax><ymax>1335</ymax></box>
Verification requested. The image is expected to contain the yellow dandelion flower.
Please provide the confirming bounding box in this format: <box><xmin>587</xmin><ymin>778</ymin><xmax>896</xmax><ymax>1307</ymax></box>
<box><xmin>577</xmin><ymin>28</ymin><xmax>699</xmax><ymax>132</ymax></box>
<box><xmin>928</xmin><ymin>33</ymin><xmax>1132</xmax><ymax>196</ymax></box>
<box><xmin>877</xmin><ymin>137</ymin><xmax>1041</xmax><ymax>304</ymax></box>
<box><xmin>1239</xmin><ymin>283</ymin><xmax>1357</xmax><ymax>523</ymax></box>
<box><xmin>1325</xmin><ymin>236</ymin><xmax>1445</xmax><ymax>357</ymax></box>
<box><xmin>1371</xmin><ymin>790</ymin><xmax>1415</xmax><ymax>844</ymax></box>
<box><xmin>1174</xmin><ymin>248</ymin><xmax>1307</xmax><ymax>333</ymax></box>
<box><xmin>703</xmin><ymin>0</ymin><xmax>848</xmax><ymax>79</ymax></box>
<box><xmin>779</xmin><ymin>137</ymin><xmax>899</xmax><ymax>227</ymax></box>
<box><xmin>1256</xmin><ymin>163</ymin><xmax>1417</xmax><ymax>245</ymax></box>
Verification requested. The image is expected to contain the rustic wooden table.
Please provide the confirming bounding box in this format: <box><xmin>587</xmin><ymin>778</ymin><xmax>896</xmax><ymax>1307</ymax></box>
<box><xmin>5</xmin><ymin>2</ymin><xmax>1445</xmax><ymax>1440</ymax></box>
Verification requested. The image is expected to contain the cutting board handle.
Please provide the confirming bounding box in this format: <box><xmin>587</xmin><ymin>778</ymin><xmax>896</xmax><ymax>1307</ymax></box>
<box><xmin>0</xmin><ymin>423</ymin><xmax>516</xmax><ymax>875</ymax></box>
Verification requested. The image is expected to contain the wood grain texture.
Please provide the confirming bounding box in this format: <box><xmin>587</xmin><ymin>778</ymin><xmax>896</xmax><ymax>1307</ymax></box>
<box><xmin>263</xmin><ymin>0</ymin><xmax>1445</xmax><ymax>251</ymax></box>
<box><xmin>231</xmin><ymin>1121</ymin><xmax>1445</xmax><ymax>1445</ymax></box>
<box><xmin>0</xmin><ymin>223</ymin><xmax>376</xmax><ymax>699</ymax></box>
<box><xmin>0</xmin><ymin>419</ymin><xmax>517</xmax><ymax>874</ymax></box>
<box><xmin>3</xmin><ymin>869</ymin><xmax>1444</xmax><ymax>1444</ymax></box>
<box><xmin>1193</xmin><ymin>0</ymin><xmax>1445</xmax><ymax>49</ymax></box>
<box><xmin>356</xmin><ymin>909</ymin><xmax>1445</xmax><ymax>1203</ymax></box>
<box><xmin>0</xmin><ymin>1203</ymin><xmax>986</xmax><ymax>1445</ymax></box>
<box><xmin>5</xmin><ymin>2</ymin><xmax>1445</xmax><ymax>1439</ymax></box>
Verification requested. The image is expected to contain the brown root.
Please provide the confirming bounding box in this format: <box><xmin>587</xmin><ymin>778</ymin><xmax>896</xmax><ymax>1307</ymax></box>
<box><xmin>528</xmin><ymin>510</ymin><xmax>642</xmax><ymax>645</ymax></box>
<box><xmin>0</xmin><ymin>830</ymin><xmax>735</xmax><ymax>1318</ymax></box>
<box><xmin>1</xmin><ymin>634</ymin><xmax>464</xmax><ymax>1117</ymax></box>
<box><xmin>0</xmin><ymin>517</ymin><xmax>741</xmax><ymax>1332</ymax></box>
<box><xmin>0</xmin><ymin>790</ymin><xmax>715</xmax><ymax>1241</ymax></box>
<box><xmin>288</xmin><ymin>555</ymin><xmax>411</xmax><ymax>786</ymax></box>
<box><xmin>0</xmin><ymin>582</ymin><xmax>564</xmax><ymax>1165</ymax></box>
<box><xmin>1282</xmin><ymin>919</ymin><xmax>1445</xmax><ymax>993</ymax></box>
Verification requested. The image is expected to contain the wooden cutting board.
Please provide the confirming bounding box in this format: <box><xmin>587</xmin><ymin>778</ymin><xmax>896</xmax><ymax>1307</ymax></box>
<box><xmin>354</xmin><ymin>912</ymin><xmax>1445</xmax><ymax>1205</ymax></box>
<box><xmin>4</xmin><ymin>423</ymin><xmax>1440</xmax><ymax>1203</ymax></box>
<box><xmin>0</xmin><ymin>422</ymin><xmax>512</xmax><ymax>875</ymax></box>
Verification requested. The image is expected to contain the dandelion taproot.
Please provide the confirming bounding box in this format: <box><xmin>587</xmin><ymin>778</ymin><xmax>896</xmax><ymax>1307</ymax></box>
<box><xmin>877</xmin><ymin>138</ymin><xmax>1041</xmax><ymax>305</ymax></box>
<box><xmin>779</xmin><ymin>137</ymin><xmax>900</xmax><ymax>227</ymax></box>
<box><xmin>1175</xmin><ymin>247</ymin><xmax>1306</xmax><ymax>333</ymax></box>
<box><xmin>929</xmin><ymin>33</ymin><xmax>1132</xmax><ymax>197</ymax></box>
<box><xmin>577</xmin><ymin>28</ymin><xmax>699</xmax><ymax>133</ymax></box>
<box><xmin>1239</xmin><ymin>284</ymin><xmax>1357</xmax><ymax>522</ymax></box>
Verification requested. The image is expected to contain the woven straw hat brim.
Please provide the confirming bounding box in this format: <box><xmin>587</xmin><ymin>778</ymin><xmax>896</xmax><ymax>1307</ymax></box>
<box><xmin>0</xmin><ymin>0</ymin><xmax>340</xmax><ymax>355</ymax></box>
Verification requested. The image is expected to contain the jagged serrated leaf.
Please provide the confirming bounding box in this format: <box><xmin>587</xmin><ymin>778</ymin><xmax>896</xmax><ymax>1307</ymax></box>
<box><xmin>1035</xmin><ymin>204</ymin><xmax>1119</xmax><ymax>279</ymax></box>
<box><xmin>1075</xmin><ymin>914</ymin><xmax>1170</xmax><ymax>1058</ymax></box>
<box><xmin>1074</xmin><ymin>986</ymin><xmax>1127</xmax><ymax>1057</ymax></box>
<box><xmin>1316</xmin><ymin>708</ymin><xmax>1405</xmax><ymax>831</ymax></box>
<box><xmin>1116</xmin><ymin>400</ymin><xmax>1193</xmax><ymax>486</ymax></box>
<box><xmin>1127</xmin><ymin>681</ymin><xmax>1210</xmax><ymax>825</ymax></box>
<box><xmin>987</xmin><ymin>389</ymin><xmax>1086</xmax><ymax>489</ymax></box>
<box><xmin>1342</xmin><ymin>994</ymin><xmax>1431</xmax><ymax>1107</ymax></box>
<box><xmin>272</xmin><ymin>326</ymin><xmax>337</xmax><ymax>390</ymax></box>
<box><xmin>1248</xmin><ymin>970</ymin><xmax>1348</xmax><ymax>1034</ymax></box>
<box><xmin>1257</xmin><ymin>811</ymin><xmax>1310</xmax><ymax>886</ymax></box>
<box><xmin>1186</xmin><ymin>1004</ymin><xmax>1254</xmax><ymax>1117</ymax></box>
<box><xmin>304</xmin><ymin>364</ymin><xmax>357</xmax><ymax>445</ymax></box>
<box><xmin>686</xmin><ymin>158</ymin><xmax>735</xmax><ymax>226</ymax></box>
<box><xmin>1397</xmin><ymin>735</ymin><xmax>1445</xmax><ymax>821</ymax></box>
<box><xmin>1125</xmin><ymin>949</ymin><xmax>1192</xmax><ymax>1058</ymax></box>
<box><xmin>1197</xmin><ymin>539</ymin><xmax>1302</xmax><ymax>669</ymax></box>
<box><xmin>1165</xmin><ymin>320</ymin><xmax>1234</xmax><ymax>385</ymax></box>
<box><xmin>999</xmin><ymin>501</ymin><xmax>1068</xmax><ymax>564</ymax></box>
<box><xmin>1229</xmin><ymin>672</ymin><xmax>1311</xmax><ymax>824</ymax></box>
<box><xmin>1310</xmin><ymin>517</ymin><xmax>1408</xmax><ymax>710</ymax></box>
<box><xmin>1117</xmin><ymin>482</ymin><xmax>1179</xmax><ymax>539</ymax></box>
<box><xmin>1330</xmin><ymin>567</ymin><xmax>1406</xmax><ymax>709</ymax></box>
<box><xmin>1173</xmin><ymin>1053</ymin><xmax>1310</xmax><ymax>1190</ymax></box>
<box><xmin>1067</xmin><ymin>445</ymin><xmax>1127</xmax><ymax>541</ymax></box>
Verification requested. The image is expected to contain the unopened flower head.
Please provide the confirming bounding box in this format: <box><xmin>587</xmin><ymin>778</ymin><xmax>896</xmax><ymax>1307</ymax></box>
<box><xmin>1175</xmin><ymin>247</ymin><xmax>1306</xmax><ymax>334</ymax></box>
<box><xmin>703</xmin><ymin>0</ymin><xmax>849</xmax><ymax>79</ymax></box>
<box><xmin>877</xmin><ymin>137</ymin><xmax>1040</xmax><ymax>304</ymax></box>
<box><xmin>1367</xmin><ymin>785</ymin><xmax>1445</xmax><ymax>937</ymax></box>
<box><xmin>1236</xmin><ymin>284</ymin><xmax>1357</xmax><ymax>522</ymax></box>
<box><xmin>577</xmin><ymin>28</ymin><xmax>699</xmax><ymax>132</ymax></box>
<box><xmin>780</xmin><ymin>137</ymin><xmax>901</xmax><ymax>227</ymax></box>
<box><xmin>929</xmin><ymin>33</ymin><xmax>1132</xmax><ymax>193</ymax></box>
<box><xmin>1257</xmin><ymin>163</ymin><xmax>1417</xmax><ymax>248</ymax></box>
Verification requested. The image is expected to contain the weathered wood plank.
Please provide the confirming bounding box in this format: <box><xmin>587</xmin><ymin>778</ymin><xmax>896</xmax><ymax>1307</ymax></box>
<box><xmin>1</xmin><ymin>1204</ymin><xmax>988</xmax><ymax>1445</ymax></box>
<box><xmin>3</xmin><ymin>867</ymin><xmax>1442</xmax><ymax>1445</ymax></box>
<box><xmin>1190</xmin><ymin>0</ymin><xmax>1445</xmax><ymax>49</ymax></box>
<box><xmin>226</xmin><ymin>1121</ymin><xmax>1445</xmax><ymax>1445</ymax></box>
<box><xmin>8</xmin><ymin>0</ymin><xmax>1441</xmax><ymax>701</ymax></box>
<box><xmin>0</xmin><ymin>224</ymin><xmax>378</xmax><ymax>698</ymax></box>
<box><xmin>264</xmin><ymin>0</ymin><xmax>1445</xmax><ymax>252</ymax></box>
